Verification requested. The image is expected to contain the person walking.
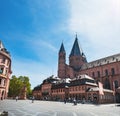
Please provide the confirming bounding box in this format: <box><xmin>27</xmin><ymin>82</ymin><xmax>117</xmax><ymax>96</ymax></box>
<box><xmin>32</xmin><ymin>96</ymin><xmax>35</xmax><ymax>103</ymax></box>
<box><xmin>16</xmin><ymin>96</ymin><xmax>18</xmax><ymax>102</ymax></box>
<box><xmin>73</xmin><ymin>98</ymin><xmax>77</xmax><ymax>105</ymax></box>
<box><xmin>64</xmin><ymin>98</ymin><xmax>67</xmax><ymax>104</ymax></box>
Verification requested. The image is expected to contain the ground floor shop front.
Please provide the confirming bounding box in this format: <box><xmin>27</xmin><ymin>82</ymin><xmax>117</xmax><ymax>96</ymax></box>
<box><xmin>33</xmin><ymin>90</ymin><xmax>114</xmax><ymax>104</ymax></box>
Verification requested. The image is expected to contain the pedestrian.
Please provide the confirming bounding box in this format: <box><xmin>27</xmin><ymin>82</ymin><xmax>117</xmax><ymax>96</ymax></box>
<box><xmin>32</xmin><ymin>96</ymin><xmax>35</xmax><ymax>103</ymax></box>
<box><xmin>73</xmin><ymin>98</ymin><xmax>77</xmax><ymax>105</ymax></box>
<box><xmin>16</xmin><ymin>96</ymin><xmax>18</xmax><ymax>102</ymax></box>
<box><xmin>64</xmin><ymin>98</ymin><xmax>67</xmax><ymax>104</ymax></box>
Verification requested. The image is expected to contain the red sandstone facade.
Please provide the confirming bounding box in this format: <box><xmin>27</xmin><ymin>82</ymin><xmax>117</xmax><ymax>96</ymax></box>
<box><xmin>57</xmin><ymin>36</ymin><xmax>120</xmax><ymax>103</ymax></box>
<box><xmin>33</xmin><ymin>35</ymin><xmax>120</xmax><ymax>103</ymax></box>
<box><xmin>0</xmin><ymin>41</ymin><xmax>12</xmax><ymax>100</ymax></box>
<box><xmin>33</xmin><ymin>75</ymin><xmax>114</xmax><ymax>104</ymax></box>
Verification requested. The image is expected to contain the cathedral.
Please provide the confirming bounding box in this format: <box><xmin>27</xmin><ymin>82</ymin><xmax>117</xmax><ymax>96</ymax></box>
<box><xmin>58</xmin><ymin>35</ymin><xmax>120</xmax><ymax>102</ymax></box>
<box><xmin>33</xmin><ymin>35</ymin><xmax>120</xmax><ymax>103</ymax></box>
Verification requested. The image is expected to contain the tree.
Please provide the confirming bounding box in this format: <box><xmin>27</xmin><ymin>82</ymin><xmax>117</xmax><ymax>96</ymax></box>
<box><xmin>18</xmin><ymin>76</ymin><xmax>32</xmax><ymax>97</ymax></box>
<box><xmin>8</xmin><ymin>75</ymin><xmax>31</xmax><ymax>98</ymax></box>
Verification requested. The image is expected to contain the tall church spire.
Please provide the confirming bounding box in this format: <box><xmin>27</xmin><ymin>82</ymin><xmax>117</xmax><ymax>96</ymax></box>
<box><xmin>69</xmin><ymin>34</ymin><xmax>87</xmax><ymax>70</ymax></box>
<box><xmin>59</xmin><ymin>42</ymin><xmax>65</xmax><ymax>54</ymax></box>
<box><xmin>70</xmin><ymin>34</ymin><xmax>83</xmax><ymax>57</ymax></box>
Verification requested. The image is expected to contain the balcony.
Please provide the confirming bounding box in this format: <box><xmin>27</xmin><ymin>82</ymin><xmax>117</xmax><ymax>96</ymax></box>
<box><xmin>0</xmin><ymin>73</ymin><xmax>6</xmax><ymax>78</ymax></box>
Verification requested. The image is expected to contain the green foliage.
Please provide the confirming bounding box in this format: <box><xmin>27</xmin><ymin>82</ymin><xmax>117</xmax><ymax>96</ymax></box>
<box><xmin>8</xmin><ymin>75</ymin><xmax>31</xmax><ymax>98</ymax></box>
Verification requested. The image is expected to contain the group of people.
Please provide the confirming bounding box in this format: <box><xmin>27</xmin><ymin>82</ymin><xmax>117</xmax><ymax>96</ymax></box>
<box><xmin>64</xmin><ymin>98</ymin><xmax>77</xmax><ymax>105</ymax></box>
<box><xmin>15</xmin><ymin>96</ymin><xmax>35</xmax><ymax>103</ymax></box>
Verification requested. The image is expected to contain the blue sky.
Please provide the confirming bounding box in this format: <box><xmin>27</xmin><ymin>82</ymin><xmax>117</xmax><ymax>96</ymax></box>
<box><xmin>0</xmin><ymin>0</ymin><xmax>120</xmax><ymax>89</ymax></box>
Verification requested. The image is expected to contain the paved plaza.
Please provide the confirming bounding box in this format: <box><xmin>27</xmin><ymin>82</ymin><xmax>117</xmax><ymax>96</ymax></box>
<box><xmin>0</xmin><ymin>100</ymin><xmax>120</xmax><ymax>116</ymax></box>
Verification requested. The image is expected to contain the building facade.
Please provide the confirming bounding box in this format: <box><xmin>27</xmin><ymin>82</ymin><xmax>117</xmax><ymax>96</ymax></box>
<box><xmin>33</xmin><ymin>35</ymin><xmax>120</xmax><ymax>103</ymax></box>
<box><xmin>33</xmin><ymin>75</ymin><xmax>114</xmax><ymax>104</ymax></box>
<box><xmin>0</xmin><ymin>41</ymin><xmax>12</xmax><ymax>100</ymax></box>
<box><xmin>58</xmin><ymin>35</ymin><xmax>120</xmax><ymax>102</ymax></box>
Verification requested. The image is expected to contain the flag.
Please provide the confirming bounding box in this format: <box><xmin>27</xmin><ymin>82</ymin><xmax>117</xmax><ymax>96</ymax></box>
<box><xmin>98</xmin><ymin>82</ymin><xmax>104</xmax><ymax>95</ymax></box>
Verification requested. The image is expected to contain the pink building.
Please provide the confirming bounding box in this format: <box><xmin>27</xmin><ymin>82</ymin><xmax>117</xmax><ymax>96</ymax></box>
<box><xmin>58</xmin><ymin>35</ymin><xmax>120</xmax><ymax>102</ymax></box>
<box><xmin>0</xmin><ymin>41</ymin><xmax>12</xmax><ymax>100</ymax></box>
<box><xmin>33</xmin><ymin>35</ymin><xmax>120</xmax><ymax>103</ymax></box>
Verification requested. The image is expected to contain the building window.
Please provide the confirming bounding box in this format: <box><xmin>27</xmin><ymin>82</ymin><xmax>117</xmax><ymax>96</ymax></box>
<box><xmin>82</xmin><ymin>86</ymin><xmax>84</xmax><ymax>90</ymax></box>
<box><xmin>104</xmin><ymin>78</ymin><xmax>111</xmax><ymax>89</ymax></box>
<box><xmin>76</xmin><ymin>87</ymin><xmax>77</xmax><ymax>91</ymax></box>
<box><xmin>0</xmin><ymin>68</ymin><xmax>3</xmax><ymax>74</ymax></box>
<box><xmin>105</xmin><ymin>69</ymin><xmax>108</xmax><ymax>76</ymax></box>
<box><xmin>92</xmin><ymin>72</ymin><xmax>95</xmax><ymax>77</ymax></box>
<box><xmin>111</xmin><ymin>68</ymin><xmax>115</xmax><ymax>76</ymax></box>
<box><xmin>97</xmin><ymin>71</ymin><xmax>100</xmax><ymax>77</ymax></box>
<box><xmin>0</xmin><ymin>79</ymin><xmax>1</xmax><ymax>85</ymax></box>
<box><xmin>1</xmin><ymin>58</ymin><xmax>6</xmax><ymax>63</ymax></box>
<box><xmin>3</xmin><ymin>80</ymin><xmax>5</xmax><ymax>86</ymax></box>
<box><xmin>114</xmin><ymin>80</ymin><xmax>118</xmax><ymax>89</ymax></box>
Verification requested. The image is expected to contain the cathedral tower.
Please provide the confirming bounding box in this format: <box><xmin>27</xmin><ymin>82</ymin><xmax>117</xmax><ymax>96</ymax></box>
<box><xmin>58</xmin><ymin>43</ymin><xmax>66</xmax><ymax>79</ymax></box>
<box><xmin>69</xmin><ymin>35</ymin><xmax>87</xmax><ymax>71</ymax></box>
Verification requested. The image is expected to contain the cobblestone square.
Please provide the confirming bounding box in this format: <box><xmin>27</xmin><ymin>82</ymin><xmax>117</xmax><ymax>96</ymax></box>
<box><xmin>0</xmin><ymin>100</ymin><xmax>120</xmax><ymax>116</ymax></box>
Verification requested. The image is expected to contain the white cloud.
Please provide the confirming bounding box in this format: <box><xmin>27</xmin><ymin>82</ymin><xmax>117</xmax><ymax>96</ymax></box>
<box><xmin>68</xmin><ymin>0</ymin><xmax>120</xmax><ymax>61</ymax></box>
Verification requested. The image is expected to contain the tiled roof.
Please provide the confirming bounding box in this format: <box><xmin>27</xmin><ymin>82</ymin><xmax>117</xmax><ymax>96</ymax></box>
<box><xmin>69</xmin><ymin>74</ymin><xmax>96</xmax><ymax>87</ymax></box>
<box><xmin>79</xmin><ymin>74</ymin><xmax>94</xmax><ymax>80</ymax></box>
<box><xmin>81</xmin><ymin>53</ymin><xmax>120</xmax><ymax>70</ymax></box>
<box><xmin>85</xmin><ymin>82</ymin><xmax>97</xmax><ymax>86</ymax></box>
<box><xmin>52</xmin><ymin>83</ymin><xmax>69</xmax><ymax>89</ymax></box>
<box><xmin>71</xmin><ymin>74</ymin><xmax>94</xmax><ymax>81</ymax></box>
<box><xmin>88</xmin><ymin>87</ymin><xmax>113</xmax><ymax>93</ymax></box>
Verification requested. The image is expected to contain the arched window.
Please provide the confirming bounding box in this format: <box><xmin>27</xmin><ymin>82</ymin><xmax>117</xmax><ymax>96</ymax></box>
<box><xmin>111</xmin><ymin>68</ymin><xmax>115</xmax><ymax>76</ymax></box>
<box><xmin>105</xmin><ymin>69</ymin><xmax>108</xmax><ymax>76</ymax></box>
<box><xmin>92</xmin><ymin>72</ymin><xmax>95</xmax><ymax>77</ymax></box>
<box><xmin>104</xmin><ymin>78</ymin><xmax>111</xmax><ymax>89</ymax></box>
<box><xmin>114</xmin><ymin>80</ymin><xmax>118</xmax><ymax>88</ymax></box>
<box><xmin>97</xmin><ymin>71</ymin><xmax>100</xmax><ymax>77</ymax></box>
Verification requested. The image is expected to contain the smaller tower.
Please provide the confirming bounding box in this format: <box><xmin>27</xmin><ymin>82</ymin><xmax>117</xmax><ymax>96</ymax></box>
<box><xmin>69</xmin><ymin>35</ymin><xmax>87</xmax><ymax>70</ymax></box>
<box><xmin>58</xmin><ymin>43</ymin><xmax>66</xmax><ymax>79</ymax></box>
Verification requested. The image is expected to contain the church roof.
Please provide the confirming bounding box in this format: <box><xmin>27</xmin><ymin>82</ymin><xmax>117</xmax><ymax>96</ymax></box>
<box><xmin>0</xmin><ymin>40</ymin><xmax>10</xmax><ymax>56</ymax></box>
<box><xmin>59</xmin><ymin>42</ymin><xmax>65</xmax><ymax>53</ymax></box>
<box><xmin>0</xmin><ymin>40</ymin><xmax>5</xmax><ymax>50</ymax></box>
<box><xmin>81</xmin><ymin>53</ymin><xmax>120</xmax><ymax>70</ymax></box>
<box><xmin>70</xmin><ymin>35</ymin><xmax>83</xmax><ymax>56</ymax></box>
